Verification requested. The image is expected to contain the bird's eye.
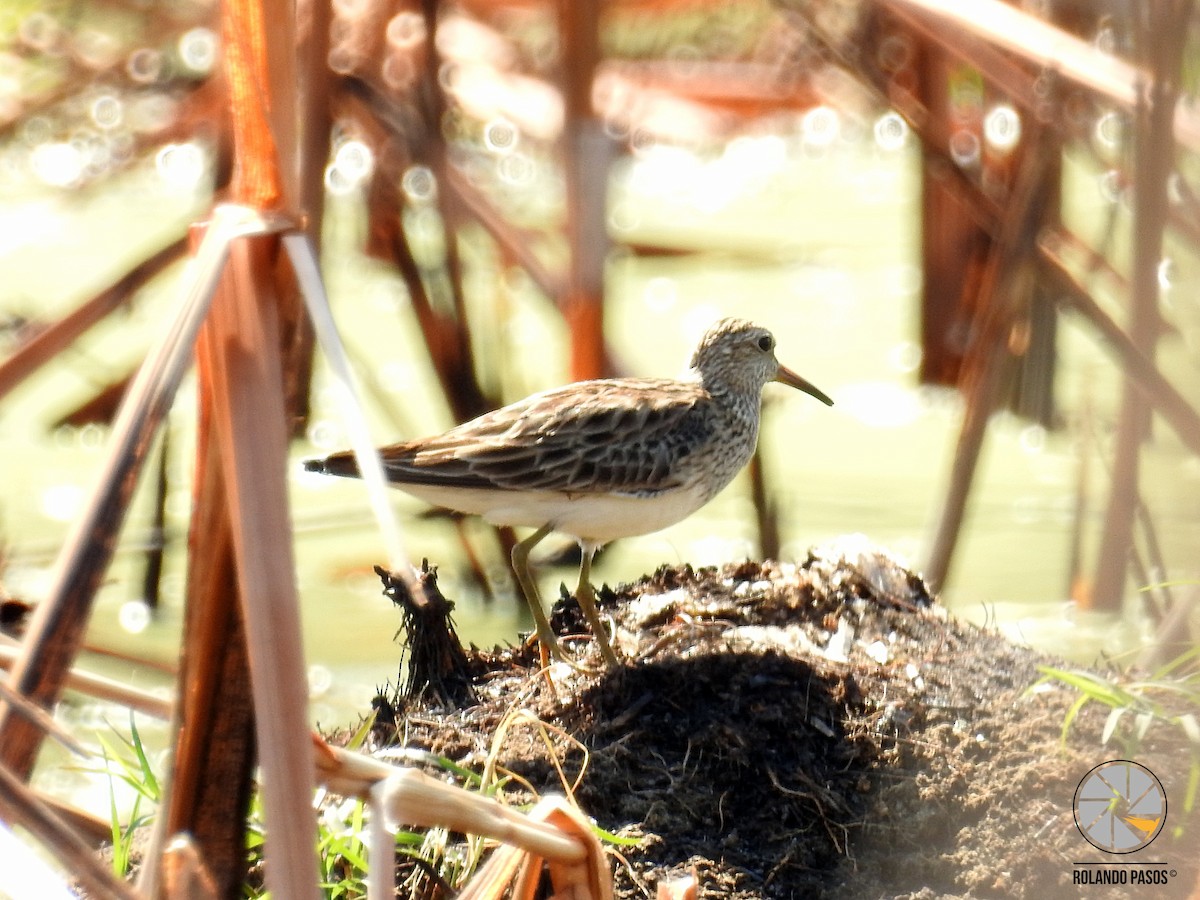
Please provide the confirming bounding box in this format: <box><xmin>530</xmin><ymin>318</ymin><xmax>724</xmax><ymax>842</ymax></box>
<box><xmin>757</xmin><ymin>335</ymin><xmax>774</xmax><ymax>352</ymax></box>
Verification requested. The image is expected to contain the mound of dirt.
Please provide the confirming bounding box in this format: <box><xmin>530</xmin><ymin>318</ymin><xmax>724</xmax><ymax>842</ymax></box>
<box><xmin>368</xmin><ymin>541</ymin><xmax>1198</xmax><ymax>899</ymax></box>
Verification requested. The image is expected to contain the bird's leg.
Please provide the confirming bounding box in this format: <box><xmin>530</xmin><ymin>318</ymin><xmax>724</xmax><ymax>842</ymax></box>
<box><xmin>511</xmin><ymin>524</ymin><xmax>561</xmax><ymax>666</ymax></box>
<box><xmin>575</xmin><ymin>543</ymin><xmax>619</xmax><ymax>667</ymax></box>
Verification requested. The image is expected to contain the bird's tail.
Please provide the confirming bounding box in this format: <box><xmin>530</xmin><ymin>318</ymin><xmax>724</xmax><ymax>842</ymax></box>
<box><xmin>303</xmin><ymin>450</ymin><xmax>362</xmax><ymax>479</ymax></box>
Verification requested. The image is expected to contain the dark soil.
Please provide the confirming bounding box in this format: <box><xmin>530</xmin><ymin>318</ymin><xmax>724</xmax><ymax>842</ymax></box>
<box><xmin>366</xmin><ymin>541</ymin><xmax>1199</xmax><ymax>899</ymax></box>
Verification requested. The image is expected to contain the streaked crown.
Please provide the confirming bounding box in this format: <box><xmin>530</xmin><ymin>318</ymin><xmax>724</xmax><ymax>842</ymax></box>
<box><xmin>688</xmin><ymin>318</ymin><xmax>785</xmax><ymax>396</ymax></box>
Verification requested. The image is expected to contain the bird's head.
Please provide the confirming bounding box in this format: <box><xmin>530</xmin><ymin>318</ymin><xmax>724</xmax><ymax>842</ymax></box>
<box><xmin>689</xmin><ymin>318</ymin><xmax>834</xmax><ymax>406</ymax></box>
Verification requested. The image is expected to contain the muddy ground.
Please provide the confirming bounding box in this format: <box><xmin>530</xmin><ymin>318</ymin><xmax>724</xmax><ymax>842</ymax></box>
<box><xmin>364</xmin><ymin>541</ymin><xmax>1198</xmax><ymax>899</ymax></box>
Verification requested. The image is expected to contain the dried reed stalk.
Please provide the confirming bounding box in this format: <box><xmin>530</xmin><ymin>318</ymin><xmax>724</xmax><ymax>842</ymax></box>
<box><xmin>0</xmin><ymin>209</ymin><xmax>284</xmax><ymax>898</ymax></box>
<box><xmin>0</xmin><ymin>644</ymin><xmax>171</xmax><ymax>719</ymax></box>
<box><xmin>160</xmin><ymin>345</ymin><xmax>256</xmax><ymax>896</ymax></box>
<box><xmin>0</xmin><ymin>677</ymin><xmax>87</xmax><ymax>756</ymax></box>
<box><xmin>0</xmin><ymin>238</ymin><xmax>186</xmax><ymax>402</ymax></box>
<box><xmin>1091</xmin><ymin>1</ymin><xmax>1193</xmax><ymax>611</ymax></box>
<box><xmin>924</xmin><ymin>128</ymin><xmax>1059</xmax><ymax>592</ymax></box>
<box><xmin>1038</xmin><ymin>235</ymin><xmax>1200</xmax><ymax>458</ymax></box>
<box><xmin>557</xmin><ymin>0</ymin><xmax>611</xmax><ymax>382</ymax></box>
<box><xmin>195</xmin><ymin>231</ymin><xmax>320</xmax><ymax>899</ymax></box>
<box><xmin>0</xmin><ymin>215</ymin><xmax>241</xmax><ymax>778</ymax></box>
<box><xmin>885</xmin><ymin>0</ymin><xmax>1200</xmax><ymax>151</ymax></box>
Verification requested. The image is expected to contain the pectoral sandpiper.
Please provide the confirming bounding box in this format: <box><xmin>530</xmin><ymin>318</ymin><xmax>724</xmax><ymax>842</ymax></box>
<box><xmin>306</xmin><ymin>317</ymin><xmax>833</xmax><ymax>666</ymax></box>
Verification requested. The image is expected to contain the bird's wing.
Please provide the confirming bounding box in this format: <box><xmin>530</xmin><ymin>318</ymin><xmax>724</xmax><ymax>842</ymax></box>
<box><xmin>367</xmin><ymin>378</ymin><xmax>713</xmax><ymax>496</ymax></box>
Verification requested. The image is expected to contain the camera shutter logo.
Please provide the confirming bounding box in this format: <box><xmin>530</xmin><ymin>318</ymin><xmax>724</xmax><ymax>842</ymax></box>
<box><xmin>1073</xmin><ymin>760</ymin><xmax>1166</xmax><ymax>854</ymax></box>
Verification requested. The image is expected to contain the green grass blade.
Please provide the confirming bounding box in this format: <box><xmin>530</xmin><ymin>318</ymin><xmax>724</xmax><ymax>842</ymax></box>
<box><xmin>127</xmin><ymin>714</ymin><xmax>159</xmax><ymax>800</ymax></box>
<box><xmin>104</xmin><ymin>746</ymin><xmax>124</xmax><ymax>877</ymax></box>
<box><xmin>593</xmin><ymin>825</ymin><xmax>642</xmax><ymax>847</ymax></box>
<box><xmin>93</xmin><ymin>733</ymin><xmax>155</xmax><ymax>802</ymax></box>
<box><xmin>1149</xmin><ymin>646</ymin><xmax>1200</xmax><ymax>681</ymax></box>
<box><xmin>344</xmin><ymin>710</ymin><xmax>377</xmax><ymax>752</ymax></box>
<box><xmin>1037</xmin><ymin>666</ymin><xmax>1136</xmax><ymax>708</ymax></box>
<box><xmin>1061</xmin><ymin>693</ymin><xmax>1090</xmax><ymax>746</ymax></box>
<box><xmin>1185</xmin><ymin>754</ymin><xmax>1199</xmax><ymax>815</ymax></box>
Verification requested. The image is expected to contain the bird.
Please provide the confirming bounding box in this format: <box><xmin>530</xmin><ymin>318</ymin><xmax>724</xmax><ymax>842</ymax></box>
<box><xmin>305</xmin><ymin>317</ymin><xmax>833</xmax><ymax>666</ymax></box>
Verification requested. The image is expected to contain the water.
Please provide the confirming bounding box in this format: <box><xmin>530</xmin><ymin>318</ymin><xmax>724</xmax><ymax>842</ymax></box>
<box><xmin>2</xmin><ymin>133</ymin><xmax>1199</xmax><ymax>822</ymax></box>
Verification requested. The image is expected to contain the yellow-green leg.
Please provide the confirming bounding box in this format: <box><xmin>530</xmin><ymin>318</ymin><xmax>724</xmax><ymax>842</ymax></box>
<box><xmin>576</xmin><ymin>545</ymin><xmax>619</xmax><ymax>666</ymax></box>
<box><xmin>511</xmin><ymin>524</ymin><xmax>560</xmax><ymax>665</ymax></box>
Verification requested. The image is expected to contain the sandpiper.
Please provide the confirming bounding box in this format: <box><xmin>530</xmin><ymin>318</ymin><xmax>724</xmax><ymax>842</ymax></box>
<box><xmin>306</xmin><ymin>318</ymin><xmax>833</xmax><ymax>666</ymax></box>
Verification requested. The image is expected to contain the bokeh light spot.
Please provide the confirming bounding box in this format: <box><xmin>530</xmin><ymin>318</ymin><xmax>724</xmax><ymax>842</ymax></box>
<box><xmin>873</xmin><ymin>112</ymin><xmax>908</xmax><ymax>152</ymax></box>
<box><xmin>1157</xmin><ymin>258</ymin><xmax>1176</xmax><ymax>291</ymax></box>
<box><xmin>983</xmin><ymin>105</ymin><xmax>1021</xmax><ymax>152</ymax></box>
<box><xmin>126</xmin><ymin>48</ymin><xmax>163</xmax><ymax>84</ymax></box>
<box><xmin>1094</xmin><ymin>111</ymin><xmax>1123</xmax><ymax>149</ymax></box>
<box><xmin>386</xmin><ymin>12</ymin><xmax>425</xmax><ymax>49</ymax></box>
<box><xmin>643</xmin><ymin>276</ymin><xmax>678</xmax><ymax>313</ymax></box>
<box><xmin>155</xmin><ymin>142</ymin><xmax>206</xmax><ymax>189</ymax></box>
<box><xmin>308</xmin><ymin>665</ymin><xmax>333</xmax><ymax>697</ymax></box>
<box><xmin>401</xmin><ymin>165</ymin><xmax>436</xmax><ymax>203</ymax></box>
<box><xmin>41</xmin><ymin>483</ymin><xmax>84</xmax><ymax>522</ymax></box>
<box><xmin>802</xmin><ymin>105</ymin><xmax>840</xmax><ymax>148</ymax></box>
<box><xmin>178</xmin><ymin>28</ymin><xmax>217</xmax><ymax>74</ymax></box>
<box><xmin>949</xmin><ymin>129</ymin><xmax>981</xmax><ymax>168</ymax></box>
<box><xmin>31</xmin><ymin>141</ymin><xmax>84</xmax><ymax>187</ymax></box>
<box><xmin>119</xmin><ymin>600</ymin><xmax>151</xmax><ymax>634</ymax></box>
<box><xmin>89</xmin><ymin>94</ymin><xmax>123</xmax><ymax>130</ymax></box>
<box><xmin>1019</xmin><ymin>424</ymin><xmax>1046</xmax><ymax>454</ymax></box>
<box><xmin>483</xmin><ymin>117</ymin><xmax>518</xmax><ymax>155</ymax></box>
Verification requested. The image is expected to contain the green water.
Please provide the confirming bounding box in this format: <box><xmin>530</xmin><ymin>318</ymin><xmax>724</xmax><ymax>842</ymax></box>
<box><xmin>3</xmin><ymin>135</ymin><xmax>1199</xmax><ymax>811</ymax></box>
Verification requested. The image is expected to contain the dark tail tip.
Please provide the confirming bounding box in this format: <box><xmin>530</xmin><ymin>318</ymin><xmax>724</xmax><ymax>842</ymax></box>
<box><xmin>303</xmin><ymin>451</ymin><xmax>360</xmax><ymax>478</ymax></box>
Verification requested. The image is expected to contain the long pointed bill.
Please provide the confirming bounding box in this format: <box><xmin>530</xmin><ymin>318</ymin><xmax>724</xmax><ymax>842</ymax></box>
<box><xmin>775</xmin><ymin>364</ymin><xmax>834</xmax><ymax>406</ymax></box>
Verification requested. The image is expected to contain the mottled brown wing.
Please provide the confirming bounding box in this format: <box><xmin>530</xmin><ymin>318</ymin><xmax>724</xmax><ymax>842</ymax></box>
<box><xmin>320</xmin><ymin>377</ymin><xmax>713</xmax><ymax>497</ymax></box>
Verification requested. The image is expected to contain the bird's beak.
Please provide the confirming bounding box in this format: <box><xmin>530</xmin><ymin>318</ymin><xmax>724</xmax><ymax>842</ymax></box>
<box><xmin>775</xmin><ymin>364</ymin><xmax>834</xmax><ymax>406</ymax></box>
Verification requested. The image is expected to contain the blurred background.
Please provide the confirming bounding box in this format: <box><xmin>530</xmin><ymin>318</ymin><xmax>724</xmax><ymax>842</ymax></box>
<box><xmin>0</xmin><ymin>0</ymin><xmax>1198</xmax><ymax>788</ymax></box>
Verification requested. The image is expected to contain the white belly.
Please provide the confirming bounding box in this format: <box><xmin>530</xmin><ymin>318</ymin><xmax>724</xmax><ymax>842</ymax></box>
<box><xmin>397</xmin><ymin>482</ymin><xmax>712</xmax><ymax>545</ymax></box>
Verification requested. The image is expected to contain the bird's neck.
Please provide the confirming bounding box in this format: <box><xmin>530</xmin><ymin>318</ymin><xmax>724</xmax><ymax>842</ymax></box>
<box><xmin>703</xmin><ymin>381</ymin><xmax>763</xmax><ymax>453</ymax></box>
<box><xmin>696</xmin><ymin>383</ymin><xmax>764</xmax><ymax>502</ymax></box>
<box><xmin>700</xmin><ymin>374</ymin><xmax>761</xmax><ymax>414</ymax></box>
